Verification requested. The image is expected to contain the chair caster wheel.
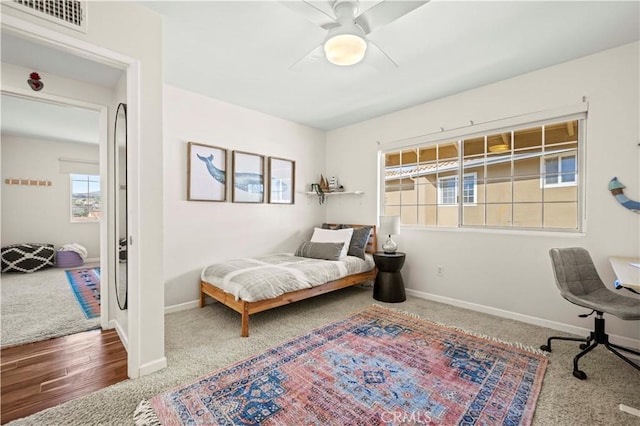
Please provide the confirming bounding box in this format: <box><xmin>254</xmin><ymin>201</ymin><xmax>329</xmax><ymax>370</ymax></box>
<box><xmin>540</xmin><ymin>345</ymin><xmax>551</xmax><ymax>352</ymax></box>
<box><xmin>573</xmin><ymin>370</ymin><xmax>587</xmax><ymax>380</ymax></box>
<box><xmin>579</xmin><ymin>343</ymin><xmax>588</xmax><ymax>349</ymax></box>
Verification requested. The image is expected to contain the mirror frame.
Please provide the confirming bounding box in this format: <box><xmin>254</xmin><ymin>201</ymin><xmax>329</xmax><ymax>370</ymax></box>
<box><xmin>115</xmin><ymin>102</ymin><xmax>128</xmax><ymax>310</ymax></box>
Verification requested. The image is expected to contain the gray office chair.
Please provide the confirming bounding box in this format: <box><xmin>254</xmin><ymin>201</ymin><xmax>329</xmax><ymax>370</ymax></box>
<box><xmin>541</xmin><ymin>247</ymin><xmax>640</xmax><ymax>379</ymax></box>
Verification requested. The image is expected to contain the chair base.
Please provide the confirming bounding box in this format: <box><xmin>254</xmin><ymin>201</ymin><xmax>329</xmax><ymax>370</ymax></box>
<box><xmin>540</xmin><ymin>313</ymin><xmax>640</xmax><ymax>380</ymax></box>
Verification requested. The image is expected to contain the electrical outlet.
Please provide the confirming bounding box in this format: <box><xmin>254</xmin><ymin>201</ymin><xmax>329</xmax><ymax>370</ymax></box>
<box><xmin>437</xmin><ymin>265</ymin><xmax>444</xmax><ymax>277</ymax></box>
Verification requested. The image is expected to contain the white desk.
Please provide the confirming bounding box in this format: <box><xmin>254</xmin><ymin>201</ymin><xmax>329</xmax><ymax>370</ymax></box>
<box><xmin>608</xmin><ymin>256</ymin><xmax>640</xmax><ymax>418</ymax></box>
<box><xmin>609</xmin><ymin>257</ymin><xmax>640</xmax><ymax>291</ymax></box>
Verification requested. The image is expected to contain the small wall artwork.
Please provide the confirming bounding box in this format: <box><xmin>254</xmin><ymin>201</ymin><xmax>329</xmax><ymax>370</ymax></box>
<box><xmin>187</xmin><ymin>142</ymin><xmax>227</xmax><ymax>202</ymax></box>
<box><xmin>232</xmin><ymin>151</ymin><xmax>264</xmax><ymax>203</ymax></box>
<box><xmin>268</xmin><ymin>157</ymin><xmax>295</xmax><ymax>204</ymax></box>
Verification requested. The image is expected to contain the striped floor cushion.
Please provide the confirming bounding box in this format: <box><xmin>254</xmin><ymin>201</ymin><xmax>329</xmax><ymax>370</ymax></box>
<box><xmin>1</xmin><ymin>243</ymin><xmax>55</xmax><ymax>273</ymax></box>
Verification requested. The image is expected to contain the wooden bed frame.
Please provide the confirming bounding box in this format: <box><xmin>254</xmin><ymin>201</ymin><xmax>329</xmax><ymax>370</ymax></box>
<box><xmin>200</xmin><ymin>224</ymin><xmax>377</xmax><ymax>337</ymax></box>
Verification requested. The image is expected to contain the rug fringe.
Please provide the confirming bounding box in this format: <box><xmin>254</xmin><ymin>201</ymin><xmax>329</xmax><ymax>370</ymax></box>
<box><xmin>133</xmin><ymin>400</ymin><xmax>161</xmax><ymax>426</ymax></box>
<box><xmin>370</xmin><ymin>304</ymin><xmax>549</xmax><ymax>357</ymax></box>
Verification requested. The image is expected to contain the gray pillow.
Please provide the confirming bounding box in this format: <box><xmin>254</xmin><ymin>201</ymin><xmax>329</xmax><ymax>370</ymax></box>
<box><xmin>346</xmin><ymin>226</ymin><xmax>371</xmax><ymax>260</ymax></box>
<box><xmin>321</xmin><ymin>224</ymin><xmax>371</xmax><ymax>259</ymax></box>
<box><xmin>295</xmin><ymin>242</ymin><xmax>344</xmax><ymax>261</ymax></box>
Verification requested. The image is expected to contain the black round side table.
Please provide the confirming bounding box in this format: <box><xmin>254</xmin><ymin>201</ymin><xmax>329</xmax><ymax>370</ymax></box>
<box><xmin>373</xmin><ymin>252</ymin><xmax>406</xmax><ymax>303</ymax></box>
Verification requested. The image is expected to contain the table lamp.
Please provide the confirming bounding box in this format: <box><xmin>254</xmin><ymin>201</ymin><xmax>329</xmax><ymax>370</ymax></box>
<box><xmin>379</xmin><ymin>215</ymin><xmax>401</xmax><ymax>254</ymax></box>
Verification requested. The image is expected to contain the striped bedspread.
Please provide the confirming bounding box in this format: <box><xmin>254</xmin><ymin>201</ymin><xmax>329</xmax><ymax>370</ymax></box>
<box><xmin>201</xmin><ymin>253</ymin><xmax>375</xmax><ymax>303</ymax></box>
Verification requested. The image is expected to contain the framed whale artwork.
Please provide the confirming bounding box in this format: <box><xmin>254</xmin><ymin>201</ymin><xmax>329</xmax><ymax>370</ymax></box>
<box><xmin>268</xmin><ymin>157</ymin><xmax>295</xmax><ymax>204</ymax></box>
<box><xmin>232</xmin><ymin>150</ymin><xmax>265</xmax><ymax>203</ymax></box>
<box><xmin>187</xmin><ymin>142</ymin><xmax>227</xmax><ymax>202</ymax></box>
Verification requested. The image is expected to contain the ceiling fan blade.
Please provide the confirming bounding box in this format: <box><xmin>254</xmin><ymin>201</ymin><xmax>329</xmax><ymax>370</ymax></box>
<box><xmin>279</xmin><ymin>1</ymin><xmax>337</xmax><ymax>29</ymax></box>
<box><xmin>356</xmin><ymin>0</ymin><xmax>430</xmax><ymax>34</ymax></box>
<box><xmin>288</xmin><ymin>45</ymin><xmax>325</xmax><ymax>72</ymax></box>
<box><xmin>365</xmin><ymin>40</ymin><xmax>399</xmax><ymax>70</ymax></box>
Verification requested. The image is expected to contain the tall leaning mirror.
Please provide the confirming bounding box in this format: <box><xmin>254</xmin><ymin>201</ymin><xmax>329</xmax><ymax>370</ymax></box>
<box><xmin>115</xmin><ymin>102</ymin><xmax>128</xmax><ymax>310</ymax></box>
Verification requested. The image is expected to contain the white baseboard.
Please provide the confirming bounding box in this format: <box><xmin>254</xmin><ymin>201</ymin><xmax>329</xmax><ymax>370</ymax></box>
<box><xmin>108</xmin><ymin>319</ymin><xmax>165</xmax><ymax>378</ymax></box>
<box><xmin>164</xmin><ymin>299</ymin><xmax>201</xmax><ymax>314</ymax></box>
<box><xmin>109</xmin><ymin>319</ymin><xmax>129</xmax><ymax>352</ymax></box>
<box><xmin>405</xmin><ymin>288</ymin><xmax>640</xmax><ymax>350</ymax></box>
<box><xmin>139</xmin><ymin>356</ymin><xmax>167</xmax><ymax>377</ymax></box>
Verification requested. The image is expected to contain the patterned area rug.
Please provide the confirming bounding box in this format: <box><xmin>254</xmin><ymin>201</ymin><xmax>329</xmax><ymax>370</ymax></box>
<box><xmin>65</xmin><ymin>268</ymin><xmax>100</xmax><ymax>319</ymax></box>
<box><xmin>135</xmin><ymin>305</ymin><xmax>547</xmax><ymax>425</ymax></box>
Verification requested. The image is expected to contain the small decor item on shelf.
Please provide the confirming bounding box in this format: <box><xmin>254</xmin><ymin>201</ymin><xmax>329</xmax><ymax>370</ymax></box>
<box><xmin>319</xmin><ymin>174</ymin><xmax>329</xmax><ymax>192</ymax></box>
<box><xmin>310</xmin><ymin>183</ymin><xmax>325</xmax><ymax>205</ymax></box>
<box><xmin>329</xmin><ymin>176</ymin><xmax>338</xmax><ymax>192</ymax></box>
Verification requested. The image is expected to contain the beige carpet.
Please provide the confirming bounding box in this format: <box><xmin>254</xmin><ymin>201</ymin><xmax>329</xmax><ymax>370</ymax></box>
<box><xmin>7</xmin><ymin>286</ymin><xmax>640</xmax><ymax>425</ymax></box>
<box><xmin>1</xmin><ymin>266</ymin><xmax>100</xmax><ymax>348</ymax></box>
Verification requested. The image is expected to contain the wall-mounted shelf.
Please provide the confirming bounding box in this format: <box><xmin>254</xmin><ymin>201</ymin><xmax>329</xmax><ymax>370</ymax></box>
<box><xmin>304</xmin><ymin>190</ymin><xmax>364</xmax><ymax>205</ymax></box>
<box><xmin>303</xmin><ymin>191</ymin><xmax>364</xmax><ymax>196</ymax></box>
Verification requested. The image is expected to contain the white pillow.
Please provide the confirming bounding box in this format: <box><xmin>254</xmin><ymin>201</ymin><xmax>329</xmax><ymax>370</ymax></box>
<box><xmin>310</xmin><ymin>227</ymin><xmax>354</xmax><ymax>259</ymax></box>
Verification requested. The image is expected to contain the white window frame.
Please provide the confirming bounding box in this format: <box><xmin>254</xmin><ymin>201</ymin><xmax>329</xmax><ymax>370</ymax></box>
<box><xmin>70</xmin><ymin>174</ymin><xmax>100</xmax><ymax>223</ymax></box>
<box><xmin>379</xmin><ymin>102</ymin><xmax>587</xmax><ymax>232</ymax></box>
<box><xmin>541</xmin><ymin>153</ymin><xmax>577</xmax><ymax>188</ymax></box>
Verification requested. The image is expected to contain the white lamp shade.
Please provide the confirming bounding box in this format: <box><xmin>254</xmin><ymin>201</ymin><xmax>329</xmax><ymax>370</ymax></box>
<box><xmin>379</xmin><ymin>215</ymin><xmax>401</xmax><ymax>236</ymax></box>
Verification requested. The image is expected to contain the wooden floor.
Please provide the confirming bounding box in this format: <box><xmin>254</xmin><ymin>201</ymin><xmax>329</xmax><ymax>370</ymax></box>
<box><xmin>0</xmin><ymin>329</ymin><xmax>128</xmax><ymax>424</ymax></box>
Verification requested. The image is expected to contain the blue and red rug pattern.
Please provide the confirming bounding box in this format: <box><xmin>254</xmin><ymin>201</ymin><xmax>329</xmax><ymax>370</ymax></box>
<box><xmin>136</xmin><ymin>305</ymin><xmax>547</xmax><ymax>425</ymax></box>
<box><xmin>65</xmin><ymin>267</ymin><xmax>100</xmax><ymax>319</ymax></box>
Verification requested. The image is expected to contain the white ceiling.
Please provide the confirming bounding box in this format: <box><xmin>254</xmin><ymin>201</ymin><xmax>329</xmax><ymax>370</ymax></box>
<box><xmin>1</xmin><ymin>33</ymin><xmax>123</xmax><ymax>89</ymax></box>
<box><xmin>141</xmin><ymin>0</ymin><xmax>640</xmax><ymax>130</ymax></box>
<box><xmin>0</xmin><ymin>1</ymin><xmax>638</xmax><ymax>140</ymax></box>
<box><xmin>1</xmin><ymin>94</ymin><xmax>100</xmax><ymax>144</ymax></box>
<box><xmin>0</xmin><ymin>33</ymin><xmax>118</xmax><ymax>144</ymax></box>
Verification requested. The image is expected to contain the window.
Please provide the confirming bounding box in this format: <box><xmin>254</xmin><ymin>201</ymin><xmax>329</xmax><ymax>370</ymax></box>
<box><xmin>71</xmin><ymin>174</ymin><xmax>100</xmax><ymax>222</ymax></box>
<box><xmin>382</xmin><ymin>118</ymin><xmax>582</xmax><ymax>231</ymax></box>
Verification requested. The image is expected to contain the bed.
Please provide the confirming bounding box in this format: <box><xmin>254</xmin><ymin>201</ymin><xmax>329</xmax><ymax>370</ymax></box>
<box><xmin>200</xmin><ymin>224</ymin><xmax>377</xmax><ymax>337</ymax></box>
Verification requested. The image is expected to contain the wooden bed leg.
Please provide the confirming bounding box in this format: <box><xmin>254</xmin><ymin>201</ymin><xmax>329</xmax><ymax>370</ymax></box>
<box><xmin>199</xmin><ymin>287</ymin><xmax>205</xmax><ymax>308</ymax></box>
<box><xmin>241</xmin><ymin>304</ymin><xmax>249</xmax><ymax>337</ymax></box>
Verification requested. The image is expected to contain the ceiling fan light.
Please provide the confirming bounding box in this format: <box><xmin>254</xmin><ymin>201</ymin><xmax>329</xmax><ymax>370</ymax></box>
<box><xmin>324</xmin><ymin>33</ymin><xmax>367</xmax><ymax>66</ymax></box>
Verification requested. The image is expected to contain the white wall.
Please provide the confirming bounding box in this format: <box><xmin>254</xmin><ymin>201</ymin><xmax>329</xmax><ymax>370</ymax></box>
<box><xmin>1</xmin><ymin>135</ymin><xmax>100</xmax><ymax>257</ymax></box>
<box><xmin>326</xmin><ymin>42</ymin><xmax>640</xmax><ymax>342</ymax></box>
<box><xmin>1</xmin><ymin>1</ymin><xmax>165</xmax><ymax>377</ymax></box>
<box><xmin>163</xmin><ymin>85</ymin><xmax>326</xmax><ymax>307</ymax></box>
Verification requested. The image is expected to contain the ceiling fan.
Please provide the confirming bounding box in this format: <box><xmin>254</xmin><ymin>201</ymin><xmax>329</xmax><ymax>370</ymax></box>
<box><xmin>283</xmin><ymin>0</ymin><xmax>429</xmax><ymax>69</ymax></box>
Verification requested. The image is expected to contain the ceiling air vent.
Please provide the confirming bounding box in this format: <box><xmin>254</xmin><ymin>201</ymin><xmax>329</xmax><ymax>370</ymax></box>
<box><xmin>6</xmin><ymin>1</ymin><xmax>87</xmax><ymax>33</ymax></box>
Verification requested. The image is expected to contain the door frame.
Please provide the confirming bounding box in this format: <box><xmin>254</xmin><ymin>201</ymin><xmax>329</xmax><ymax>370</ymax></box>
<box><xmin>1</xmin><ymin>13</ymin><xmax>142</xmax><ymax>378</ymax></box>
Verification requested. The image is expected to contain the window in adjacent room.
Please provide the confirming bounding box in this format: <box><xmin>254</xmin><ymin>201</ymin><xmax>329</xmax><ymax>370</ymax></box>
<box><xmin>542</xmin><ymin>153</ymin><xmax>577</xmax><ymax>187</ymax></box>
<box><xmin>70</xmin><ymin>174</ymin><xmax>100</xmax><ymax>222</ymax></box>
<box><xmin>382</xmin><ymin>118</ymin><xmax>583</xmax><ymax>231</ymax></box>
<box><xmin>438</xmin><ymin>173</ymin><xmax>477</xmax><ymax>205</ymax></box>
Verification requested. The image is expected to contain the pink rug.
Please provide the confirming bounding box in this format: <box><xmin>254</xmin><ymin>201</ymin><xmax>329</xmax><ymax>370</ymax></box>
<box><xmin>135</xmin><ymin>305</ymin><xmax>547</xmax><ymax>425</ymax></box>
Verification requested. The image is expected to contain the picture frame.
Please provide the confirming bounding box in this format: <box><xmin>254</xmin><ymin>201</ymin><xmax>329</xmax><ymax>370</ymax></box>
<box><xmin>187</xmin><ymin>142</ymin><xmax>227</xmax><ymax>202</ymax></box>
<box><xmin>268</xmin><ymin>157</ymin><xmax>295</xmax><ymax>204</ymax></box>
<box><xmin>232</xmin><ymin>150</ymin><xmax>265</xmax><ymax>203</ymax></box>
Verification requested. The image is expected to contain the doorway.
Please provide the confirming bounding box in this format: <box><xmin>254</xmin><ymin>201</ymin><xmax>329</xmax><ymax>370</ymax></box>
<box><xmin>1</xmin><ymin>93</ymin><xmax>104</xmax><ymax>346</ymax></box>
<box><xmin>0</xmin><ymin>22</ymin><xmax>138</xmax><ymax>375</ymax></box>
